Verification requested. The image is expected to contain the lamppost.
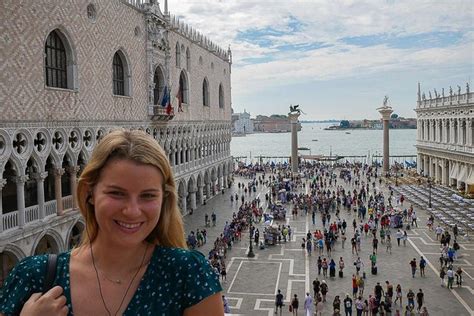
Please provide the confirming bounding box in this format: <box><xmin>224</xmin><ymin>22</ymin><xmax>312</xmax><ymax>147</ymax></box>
<box><xmin>247</xmin><ymin>212</ymin><xmax>255</xmax><ymax>258</ymax></box>
<box><xmin>428</xmin><ymin>178</ymin><xmax>432</xmax><ymax>209</ymax></box>
<box><xmin>395</xmin><ymin>164</ymin><xmax>399</xmax><ymax>186</ymax></box>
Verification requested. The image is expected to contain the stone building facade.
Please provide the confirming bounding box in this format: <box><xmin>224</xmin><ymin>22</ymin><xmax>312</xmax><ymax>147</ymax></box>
<box><xmin>415</xmin><ymin>83</ymin><xmax>474</xmax><ymax>194</ymax></box>
<box><xmin>0</xmin><ymin>0</ymin><xmax>233</xmax><ymax>284</ymax></box>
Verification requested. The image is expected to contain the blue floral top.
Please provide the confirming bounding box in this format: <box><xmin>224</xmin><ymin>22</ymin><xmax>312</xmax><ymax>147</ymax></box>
<box><xmin>0</xmin><ymin>246</ymin><xmax>222</xmax><ymax>316</ymax></box>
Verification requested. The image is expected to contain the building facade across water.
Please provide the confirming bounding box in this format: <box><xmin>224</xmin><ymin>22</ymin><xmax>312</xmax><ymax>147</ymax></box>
<box><xmin>415</xmin><ymin>83</ymin><xmax>474</xmax><ymax>194</ymax></box>
<box><xmin>0</xmin><ymin>0</ymin><xmax>233</xmax><ymax>285</ymax></box>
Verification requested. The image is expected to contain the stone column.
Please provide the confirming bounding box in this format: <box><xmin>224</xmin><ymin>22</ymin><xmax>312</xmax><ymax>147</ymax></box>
<box><xmin>288</xmin><ymin>112</ymin><xmax>300</xmax><ymax>174</ymax></box>
<box><xmin>33</xmin><ymin>172</ymin><xmax>48</xmax><ymax>220</ymax></box>
<box><xmin>171</xmin><ymin>150</ymin><xmax>176</xmax><ymax>166</ymax></box>
<box><xmin>218</xmin><ymin>176</ymin><xmax>223</xmax><ymax>191</ymax></box>
<box><xmin>468</xmin><ymin>119</ymin><xmax>473</xmax><ymax>146</ymax></box>
<box><xmin>377</xmin><ymin>105</ymin><xmax>393</xmax><ymax>175</ymax></box>
<box><xmin>189</xmin><ymin>190</ymin><xmax>197</xmax><ymax>210</ymax></box>
<box><xmin>68</xmin><ymin>166</ymin><xmax>80</xmax><ymax>210</ymax></box>
<box><xmin>0</xmin><ymin>178</ymin><xmax>7</xmax><ymax>233</ymax></box>
<box><xmin>198</xmin><ymin>185</ymin><xmax>204</xmax><ymax>205</ymax></box>
<box><xmin>54</xmin><ymin>168</ymin><xmax>65</xmax><ymax>215</ymax></box>
<box><xmin>423</xmin><ymin>155</ymin><xmax>429</xmax><ymax>177</ymax></box>
<box><xmin>441</xmin><ymin>159</ymin><xmax>448</xmax><ymax>185</ymax></box>
<box><xmin>206</xmin><ymin>182</ymin><xmax>211</xmax><ymax>198</ymax></box>
<box><xmin>15</xmin><ymin>175</ymin><xmax>28</xmax><ymax>228</ymax></box>
<box><xmin>180</xmin><ymin>192</ymin><xmax>187</xmax><ymax>214</ymax></box>
<box><xmin>417</xmin><ymin>154</ymin><xmax>422</xmax><ymax>174</ymax></box>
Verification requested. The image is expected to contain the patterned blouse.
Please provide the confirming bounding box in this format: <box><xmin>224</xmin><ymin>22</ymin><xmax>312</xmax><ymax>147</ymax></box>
<box><xmin>0</xmin><ymin>246</ymin><xmax>222</xmax><ymax>315</ymax></box>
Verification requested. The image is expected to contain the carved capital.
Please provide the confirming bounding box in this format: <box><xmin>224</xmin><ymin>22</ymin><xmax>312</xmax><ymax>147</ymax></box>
<box><xmin>67</xmin><ymin>166</ymin><xmax>81</xmax><ymax>175</ymax></box>
<box><xmin>54</xmin><ymin>168</ymin><xmax>65</xmax><ymax>177</ymax></box>
<box><xmin>0</xmin><ymin>178</ymin><xmax>7</xmax><ymax>189</ymax></box>
<box><xmin>15</xmin><ymin>175</ymin><xmax>29</xmax><ymax>185</ymax></box>
<box><xmin>33</xmin><ymin>172</ymin><xmax>48</xmax><ymax>181</ymax></box>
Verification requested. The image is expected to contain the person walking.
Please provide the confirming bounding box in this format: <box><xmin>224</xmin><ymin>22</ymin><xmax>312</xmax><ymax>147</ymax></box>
<box><xmin>317</xmin><ymin>256</ymin><xmax>323</xmax><ymax>275</ymax></box>
<box><xmin>409</xmin><ymin>258</ymin><xmax>417</xmax><ymax>278</ymax></box>
<box><xmin>406</xmin><ymin>289</ymin><xmax>415</xmax><ymax>310</ymax></box>
<box><xmin>439</xmin><ymin>266</ymin><xmax>446</xmax><ymax>286</ymax></box>
<box><xmin>320</xmin><ymin>280</ymin><xmax>328</xmax><ymax>302</ymax></box>
<box><xmin>275</xmin><ymin>289</ymin><xmax>284</xmax><ymax>315</ymax></box>
<box><xmin>419</xmin><ymin>256</ymin><xmax>426</xmax><ymax>277</ymax></box>
<box><xmin>352</xmin><ymin>275</ymin><xmax>359</xmax><ymax>299</ymax></box>
<box><xmin>416</xmin><ymin>289</ymin><xmax>424</xmax><ymax>312</ymax></box>
<box><xmin>394</xmin><ymin>284</ymin><xmax>402</xmax><ymax>306</ymax></box>
<box><xmin>339</xmin><ymin>257</ymin><xmax>345</xmax><ymax>278</ymax></box>
<box><xmin>304</xmin><ymin>292</ymin><xmax>314</xmax><ymax>316</ymax></box>
<box><xmin>396</xmin><ymin>229</ymin><xmax>402</xmax><ymax>246</ymax></box>
<box><xmin>355</xmin><ymin>296</ymin><xmax>364</xmax><ymax>316</ymax></box>
<box><xmin>322</xmin><ymin>258</ymin><xmax>329</xmax><ymax>277</ymax></box>
<box><xmin>333</xmin><ymin>295</ymin><xmax>341</xmax><ymax>316</ymax></box>
<box><xmin>291</xmin><ymin>294</ymin><xmax>299</xmax><ymax>315</ymax></box>
<box><xmin>456</xmin><ymin>266</ymin><xmax>463</xmax><ymax>287</ymax></box>
<box><xmin>386</xmin><ymin>235</ymin><xmax>392</xmax><ymax>254</ymax></box>
<box><xmin>446</xmin><ymin>266</ymin><xmax>454</xmax><ymax>289</ymax></box>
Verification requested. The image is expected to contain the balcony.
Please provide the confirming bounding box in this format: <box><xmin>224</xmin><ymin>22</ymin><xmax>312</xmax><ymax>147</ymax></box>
<box><xmin>148</xmin><ymin>105</ymin><xmax>175</xmax><ymax>121</ymax></box>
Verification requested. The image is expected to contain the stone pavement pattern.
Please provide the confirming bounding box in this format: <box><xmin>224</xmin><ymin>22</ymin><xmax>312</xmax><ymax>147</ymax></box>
<box><xmin>184</xmin><ymin>174</ymin><xmax>474</xmax><ymax>315</ymax></box>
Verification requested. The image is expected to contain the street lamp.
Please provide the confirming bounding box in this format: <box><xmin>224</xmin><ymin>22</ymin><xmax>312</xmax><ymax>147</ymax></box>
<box><xmin>247</xmin><ymin>213</ymin><xmax>255</xmax><ymax>258</ymax></box>
<box><xmin>428</xmin><ymin>178</ymin><xmax>432</xmax><ymax>209</ymax></box>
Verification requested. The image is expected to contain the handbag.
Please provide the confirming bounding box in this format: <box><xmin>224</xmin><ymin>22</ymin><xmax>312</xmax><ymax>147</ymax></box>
<box><xmin>42</xmin><ymin>254</ymin><xmax>58</xmax><ymax>293</ymax></box>
<box><xmin>289</xmin><ymin>305</ymin><xmax>293</xmax><ymax>312</ymax></box>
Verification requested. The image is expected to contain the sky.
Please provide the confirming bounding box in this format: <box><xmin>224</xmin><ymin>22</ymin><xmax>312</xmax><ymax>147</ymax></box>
<box><xmin>168</xmin><ymin>0</ymin><xmax>474</xmax><ymax>120</ymax></box>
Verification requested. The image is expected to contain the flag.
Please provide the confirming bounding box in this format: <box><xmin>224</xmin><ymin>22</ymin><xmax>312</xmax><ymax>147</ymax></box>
<box><xmin>160</xmin><ymin>86</ymin><xmax>169</xmax><ymax>107</ymax></box>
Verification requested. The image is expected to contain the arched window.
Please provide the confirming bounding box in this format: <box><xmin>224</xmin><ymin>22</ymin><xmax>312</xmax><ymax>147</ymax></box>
<box><xmin>112</xmin><ymin>51</ymin><xmax>130</xmax><ymax>96</ymax></box>
<box><xmin>186</xmin><ymin>48</ymin><xmax>191</xmax><ymax>71</ymax></box>
<box><xmin>178</xmin><ymin>70</ymin><xmax>188</xmax><ymax>104</ymax></box>
<box><xmin>45</xmin><ymin>30</ymin><xmax>74</xmax><ymax>89</ymax></box>
<box><xmin>113</xmin><ymin>53</ymin><xmax>125</xmax><ymax>95</ymax></box>
<box><xmin>202</xmin><ymin>78</ymin><xmax>209</xmax><ymax>107</ymax></box>
<box><xmin>175</xmin><ymin>42</ymin><xmax>181</xmax><ymax>68</ymax></box>
<box><xmin>153</xmin><ymin>66</ymin><xmax>165</xmax><ymax>105</ymax></box>
<box><xmin>218</xmin><ymin>83</ymin><xmax>224</xmax><ymax>109</ymax></box>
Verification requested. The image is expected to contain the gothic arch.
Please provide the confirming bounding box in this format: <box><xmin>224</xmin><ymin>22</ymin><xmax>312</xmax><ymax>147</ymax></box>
<box><xmin>31</xmin><ymin>229</ymin><xmax>64</xmax><ymax>255</ymax></box>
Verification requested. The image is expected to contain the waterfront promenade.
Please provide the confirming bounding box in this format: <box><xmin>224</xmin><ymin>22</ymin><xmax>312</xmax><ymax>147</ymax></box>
<box><xmin>184</xmin><ymin>172</ymin><xmax>474</xmax><ymax>315</ymax></box>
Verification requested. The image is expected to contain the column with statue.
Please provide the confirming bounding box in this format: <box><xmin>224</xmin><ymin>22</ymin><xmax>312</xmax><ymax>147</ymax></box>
<box><xmin>288</xmin><ymin>105</ymin><xmax>301</xmax><ymax>175</ymax></box>
<box><xmin>377</xmin><ymin>96</ymin><xmax>393</xmax><ymax>176</ymax></box>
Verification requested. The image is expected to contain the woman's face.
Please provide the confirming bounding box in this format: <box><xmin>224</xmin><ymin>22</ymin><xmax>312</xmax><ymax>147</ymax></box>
<box><xmin>91</xmin><ymin>158</ymin><xmax>164</xmax><ymax>248</ymax></box>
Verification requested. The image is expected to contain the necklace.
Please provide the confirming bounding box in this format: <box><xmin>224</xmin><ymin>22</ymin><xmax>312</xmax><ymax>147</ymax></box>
<box><xmin>90</xmin><ymin>244</ymin><xmax>149</xmax><ymax>316</ymax></box>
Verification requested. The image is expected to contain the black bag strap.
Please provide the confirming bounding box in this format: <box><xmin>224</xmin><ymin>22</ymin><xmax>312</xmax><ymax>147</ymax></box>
<box><xmin>42</xmin><ymin>254</ymin><xmax>58</xmax><ymax>294</ymax></box>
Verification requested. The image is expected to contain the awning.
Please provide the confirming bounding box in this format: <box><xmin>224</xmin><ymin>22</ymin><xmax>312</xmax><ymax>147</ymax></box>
<box><xmin>449</xmin><ymin>163</ymin><xmax>458</xmax><ymax>179</ymax></box>
<box><xmin>466</xmin><ymin>168</ymin><xmax>474</xmax><ymax>185</ymax></box>
<box><xmin>458</xmin><ymin>166</ymin><xmax>467</xmax><ymax>183</ymax></box>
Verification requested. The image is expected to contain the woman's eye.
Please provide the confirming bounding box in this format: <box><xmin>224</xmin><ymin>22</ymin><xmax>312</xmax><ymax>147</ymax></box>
<box><xmin>142</xmin><ymin>193</ymin><xmax>157</xmax><ymax>199</ymax></box>
<box><xmin>109</xmin><ymin>191</ymin><xmax>124</xmax><ymax>196</ymax></box>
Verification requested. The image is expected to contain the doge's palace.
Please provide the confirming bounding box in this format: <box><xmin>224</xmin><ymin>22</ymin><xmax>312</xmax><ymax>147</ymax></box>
<box><xmin>0</xmin><ymin>0</ymin><xmax>233</xmax><ymax>284</ymax></box>
<box><xmin>415</xmin><ymin>83</ymin><xmax>474</xmax><ymax>194</ymax></box>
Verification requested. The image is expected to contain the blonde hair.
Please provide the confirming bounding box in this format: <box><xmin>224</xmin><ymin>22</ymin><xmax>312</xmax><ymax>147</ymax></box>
<box><xmin>77</xmin><ymin>129</ymin><xmax>186</xmax><ymax>248</ymax></box>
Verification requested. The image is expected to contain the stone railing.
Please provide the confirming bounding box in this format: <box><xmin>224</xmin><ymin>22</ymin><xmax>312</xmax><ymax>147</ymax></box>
<box><xmin>45</xmin><ymin>200</ymin><xmax>57</xmax><ymax>217</ymax></box>
<box><xmin>62</xmin><ymin>195</ymin><xmax>74</xmax><ymax>211</ymax></box>
<box><xmin>3</xmin><ymin>211</ymin><xmax>19</xmax><ymax>232</ymax></box>
<box><xmin>25</xmin><ymin>205</ymin><xmax>40</xmax><ymax>224</ymax></box>
<box><xmin>417</xmin><ymin>92</ymin><xmax>473</xmax><ymax>108</ymax></box>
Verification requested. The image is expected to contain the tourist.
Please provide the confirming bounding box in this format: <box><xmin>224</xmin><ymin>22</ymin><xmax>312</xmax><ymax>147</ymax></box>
<box><xmin>212</xmin><ymin>211</ymin><xmax>217</xmax><ymax>226</ymax></box>
<box><xmin>205</xmin><ymin>213</ymin><xmax>210</xmax><ymax>227</ymax></box>
<box><xmin>352</xmin><ymin>275</ymin><xmax>359</xmax><ymax>299</ymax></box>
<box><xmin>416</xmin><ymin>289</ymin><xmax>424</xmax><ymax>312</ymax></box>
<box><xmin>339</xmin><ymin>257</ymin><xmax>345</xmax><ymax>277</ymax></box>
<box><xmin>406</xmin><ymin>289</ymin><xmax>415</xmax><ymax>309</ymax></box>
<box><xmin>409</xmin><ymin>258</ymin><xmax>417</xmax><ymax>278</ymax></box>
<box><xmin>355</xmin><ymin>296</ymin><xmax>364</xmax><ymax>316</ymax></box>
<box><xmin>419</xmin><ymin>256</ymin><xmax>426</xmax><ymax>277</ymax></box>
<box><xmin>343</xmin><ymin>294</ymin><xmax>353</xmax><ymax>316</ymax></box>
<box><xmin>275</xmin><ymin>289</ymin><xmax>284</xmax><ymax>315</ymax></box>
<box><xmin>290</xmin><ymin>294</ymin><xmax>299</xmax><ymax>315</ymax></box>
<box><xmin>317</xmin><ymin>256</ymin><xmax>323</xmax><ymax>275</ymax></box>
<box><xmin>322</xmin><ymin>258</ymin><xmax>329</xmax><ymax>277</ymax></box>
<box><xmin>223</xmin><ymin>295</ymin><xmax>231</xmax><ymax>313</ymax></box>
<box><xmin>329</xmin><ymin>258</ymin><xmax>337</xmax><ymax>277</ymax></box>
<box><xmin>333</xmin><ymin>295</ymin><xmax>341</xmax><ymax>315</ymax></box>
<box><xmin>403</xmin><ymin>230</ymin><xmax>408</xmax><ymax>246</ymax></box>
<box><xmin>320</xmin><ymin>280</ymin><xmax>328</xmax><ymax>302</ymax></box>
<box><xmin>446</xmin><ymin>266</ymin><xmax>455</xmax><ymax>289</ymax></box>
<box><xmin>315</xmin><ymin>298</ymin><xmax>324</xmax><ymax>316</ymax></box>
<box><xmin>420</xmin><ymin>306</ymin><xmax>429</xmax><ymax>316</ymax></box>
<box><xmin>304</xmin><ymin>292</ymin><xmax>314</xmax><ymax>316</ymax></box>
<box><xmin>0</xmin><ymin>130</ymin><xmax>224</xmax><ymax>315</ymax></box>
<box><xmin>456</xmin><ymin>266</ymin><xmax>463</xmax><ymax>287</ymax></box>
<box><xmin>386</xmin><ymin>235</ymin><xmax>392</xmax><ymax>254</ymax></box>
<box><xmin>439</xmin><ymin>266</ymin><xmax>446</xmax><ymax>286</ymax></box>
<box><xmin>394</xmin><ymin>284</ymin><xmax>403</xmax><ymax>306</ymax></box>
<box><xmin>354</xmin><ymin>257</ymin><xmax>363</xmax><ymax>275</ymax></box>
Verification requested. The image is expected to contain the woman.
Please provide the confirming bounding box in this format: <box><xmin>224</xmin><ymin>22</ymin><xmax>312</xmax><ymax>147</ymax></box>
<box><xmin>291</xmin><ymin>294</ymin><xmax>299</xmax><ymax>315</ymax></box>
<box><xmin>0</xmin><ymin>130</ymin><xmax>223</xmax><ymax>316</ymax></box>
<box><xmin>394</xmin><ymin>284</ymin><xmax>403</xmax><ymax>306</ymax></box>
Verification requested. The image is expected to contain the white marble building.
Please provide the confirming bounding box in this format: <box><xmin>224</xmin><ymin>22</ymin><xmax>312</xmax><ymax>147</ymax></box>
<box><xmin>233</xmin><ymin>110</ymin><xmax>254</xmax><ymax>134</ymax></box>
<box><xmin>415</xmin><ymin>83</ymin><xmax>474</xmax><ymax>194</ymax></box>
<box><xmin>0</xmin><ymin>0</ymin><xmax>233</xmax><ymax>283</ymax></box>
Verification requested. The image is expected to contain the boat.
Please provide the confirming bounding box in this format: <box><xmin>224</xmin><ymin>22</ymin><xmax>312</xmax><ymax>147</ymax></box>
<box><xmin>345</xmin><ymin>132</ymin><xmax>351</xmax><ymax>134</ymax></box>
<box><xmin>312</xmin><ymin>139</ymin><xmax>318</xmax><ymax>141</ymax></box>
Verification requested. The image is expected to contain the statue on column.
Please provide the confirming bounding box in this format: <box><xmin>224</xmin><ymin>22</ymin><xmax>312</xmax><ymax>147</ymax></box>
<box><xmin>428</xmin><ymin>91</ymin><xmax>432</xmax><ymax>100</ymax></box>
<box><xmin>289</xmin><ymin>104</ymin><xmax>301</xmax><ymax>115</ymax></box>
<box><xmin>467</xmin><ymin>82</ymin><xmax>470</xmax><ymax>94</ymax></box>
<box><xmin>434</xmin><ymin>89</ymin><xmax>438</xmax><ymax>98</ymax></box>
<box><xmin>457</xmin><ymin>85</ymin><xmax>461</xmax><ymax>96</ymax></box>
<box><xmin>442</xmin><ymin>88</ymin><xmax>445</xmax><ymax>98</ymax></box>
<box><xmin>449</xmin><ymin>86</ymin><xmax>453</xmax><ymax>96</ymax></box>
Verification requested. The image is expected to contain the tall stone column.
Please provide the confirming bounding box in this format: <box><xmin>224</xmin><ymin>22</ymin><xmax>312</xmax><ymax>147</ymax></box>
<box><xmin>417</xmin><ymin>154</ymin><xmax>422</xmax><ymax>174</ymax></box>
<box><xmin>54</xmin><ymin>168</ymin><xmax>65</xmax><ymax>215</ymax></box>
<box><xmin>468</xmin><ymin>119</ymin><xmax>473</xmax><ymax>146</ymax></box>
<box><xmin>0</xmin><ymin>178</ymin><xmax>7</xmax><ymax>233</ymax></box>
<box><xmin>288</xmin><ymin>112</ymin><xmax>300</xmax><ymax>174</ymax></box>
<box><xmin>377</xmin><ymin>104</ymin><xmax>393</xmax><ymax>175</ymax></box>
<box><xmin>15</xmin><ymin>175</ymin><xmax>28</xmax><ymax>228</ymax></box>
<box><xmin>218</xmin><ymin>176</ymin><xmax>223</xmax><ymax>191</ymax></box>
<box><xmin>423</xmin><ymin>156</ymin><xmax>429</xmax><ymax>177</ymax></box>
<box><xmin>189</xmin><ymin>191</ymin><xmax>197</xmax><ymax>210</ymax></box>
<box><xmin>441</xmin><ymin>159</ymin><xmax>448</xmax><ymax>185</ymax></box>
<box><xmin>206</xmin><ymin>182</ymin><xmax>211</xmax><ymax>198</ymax></box>
<box><xmin>34</xmin><ymin>172</ymin><xmax>48</xmax><ymax>220</ymax></box>
<box><xmin>68</xmin><ymin>166</ymin><xmax>80</xmax><ymax>210</ymax></box>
